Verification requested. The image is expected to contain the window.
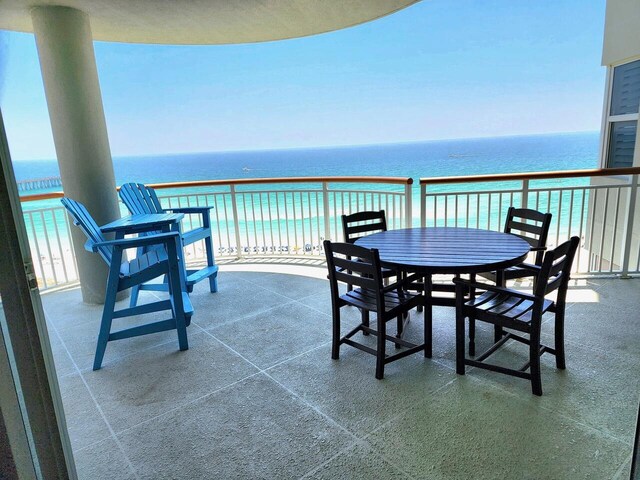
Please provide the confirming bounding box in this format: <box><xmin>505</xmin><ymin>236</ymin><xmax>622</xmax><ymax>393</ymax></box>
<box><xmin>605</xmin><ymin>59</ymin><xmax>640</xmax><ymax>168</ymax></box>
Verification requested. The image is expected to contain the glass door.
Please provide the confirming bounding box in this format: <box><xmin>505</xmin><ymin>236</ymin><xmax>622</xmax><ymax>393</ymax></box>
<box><xmin>0</xmin><ymin>35</ymin><xmax>75</xmax><ymax>477</ymax></box>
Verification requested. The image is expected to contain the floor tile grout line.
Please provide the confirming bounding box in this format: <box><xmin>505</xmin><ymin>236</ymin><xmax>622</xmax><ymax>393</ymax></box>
<box><xmin>360</xmin><ymin>376</ymin><xmax>459</xmax><ymax>442</ymax></box>
<box><xmin>196</xmin><ymin>323</ymin><xmax>336</xmax><ymax>378</ymax></box>
<box><xmin>99</xmin><ymin>300</ymin><xmax>317</xmax><ymax>437</ymax></box>
<box><xmin>297</xmin><ymin>438</ymin><xmax>418</xmax><ymax>480</ymax></box>
<box><xmin>48</xmin><ymin>290</ymin><xmax>333</xmax><ymax>456</ymax></box>
<box><xmin>366</xmin><ymin>446</ymin><xmax>422</xmax><ymax>480</ymax></box>
<box><xmin>537</xmin><ymin>328</ymin><xmax>640</xmax><ymax>363</ymax></box>
<box><xmin>344</xmin><ymin>378</ymin><xmax>467</xmax><ymax>480</ymax></box>
<box><xmin>42</xmin><ymin>307</ymin><xmax>115</xmax><ymax>450</ymax></box>
<box><xmin>232</xmin><ymin>270</ymin><xmax>327</xmax><ymax>301</ymax></box>
<box><xmin>193</xmin><ymin>296</ymin><xmax>299</xmax><ymax>332</ymax></box>
<box><xmin>262</xmin><ymin>341</ymin><xmax>332</xmax><ymax>372</ymax></box>
<box><xmin>58</xmin><ymin>317</ymin><xmax>209</xmax><ymax>375</ymax></box>
<box><xmin>196</xmin><ymin>305</ymin><xmax>386</xmax><ymax>447</ymax></box>
<box><xmin>68</xmin><ymin>373</ymin><xmax>142</xmax><ymax>478</ymax></box>
<box><xmin>612</xmin><ymin>452</ymin><xmax>633</xmax><ymax>480</ymax></box>
<box><xmin>203</xmin><ymin>304</ymin><xmax>445</xmax><ymax>375</ymax></box>
<box><xmin>219</xmin><ymin>270</ymin><xmax>302</xmax><ymax>291</ymax></box>
<box><xmin>100</xmin><ymin>324</ymin><xmax>267</xmax><ymax>437</ymax></box>
<box><xmin>191</xmin><ymin>323</ymin><xmax>263</xmax><ymax>371</ymax></box>
<box><xmin>479</xmin><ymin>372</ymin><xmax>635</xmax><ymax>446</ymax></box>
<box><xmin>261</xmin><ymin>370</ymin><xmax>362</xmax><ymax>440</ymax></box>
<box><xmin>112</xmin><ymin>370</ymin><xmax>264</xmax><ymax>438</ymax></box>
<box><xmin>41</xmin><ymin>305</ymin><xmax>142</xmax><ymax>480</ymax></box>
<box><xmin>296</xmin><ymin>441</ymin><xmax>365</xmax><ymax>480</ymax></box>
<box><xmin>57</xmin><ymin>290</ymin><xmax>300</xmax><ymax>375</ymax></box>
<box><xmin>49</xmin><ymin>289</ymin><xmax>183</xmax><ymax>369</ymax></box>
<box><xmin>111</xmin><ymin>329</ymin><xmax>342</xmax><ymax>439</ymax></box>
<box><xmin>44</xmin><ymin>293</ymin><xmax>245</xmax><ymax>478</ymax></box>
<box><xmin>290</xmin><ymin>298</ymin><xmax>332</xmax><ymax>318</ymax></box>
<box><xmin>203</xmin><ymin>318</ymin><xmax>456</xmax><ymax>480</ymax></box>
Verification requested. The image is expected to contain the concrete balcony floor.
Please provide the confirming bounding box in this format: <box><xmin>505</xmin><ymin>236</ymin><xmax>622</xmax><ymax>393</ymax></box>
<box><xmin>41</xmin><ymin>263</ymin><xmax>639</xmax><ymax>479</ymax></box>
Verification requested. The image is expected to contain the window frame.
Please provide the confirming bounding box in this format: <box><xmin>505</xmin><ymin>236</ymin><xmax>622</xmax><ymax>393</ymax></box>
<box><xmin>601</xmin><ymin>57</ymin><xmax>640</xmax><ymax>169</ymax></box>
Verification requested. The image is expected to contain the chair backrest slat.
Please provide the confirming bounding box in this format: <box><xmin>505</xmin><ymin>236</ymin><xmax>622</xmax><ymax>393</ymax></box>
<box><xmin>61</xmin><ymin>198</ymin><xmax>112</xmax><ymax>264</ymax></box>
<box><xmin>508</xmin><ymin>220</ymin><xmax>545</xmax><ymax>237</ymax></box>
<box><xmin>324</xmin><ymin>240</ymin><xmax>383</xmax><ymax>293</ymax></box>
<box><xmin>334</xmin><ymin>270</ymin><xmax>378</xmax><ymax>290</ymax></box>
<box><xmin>342</xmin><ymin>210</ymin><xmax>388</xmax><ymax>243</ymax></box>
<box><xmin>332</xmin><ymin>255</ymin><xmax>378</xmax><ymax>277</ymax></box>
<box><xmin>345</xmin><ymin>221</ymin><xmax>387</xmax><ymax>237</ymax></box>
<box><xmin>508</xmin><ymin>207</ymin><xmax>549</xmax><ymax>223</ymax></box>
<box><xmin>504</xmin><ymin>207</ymin><xmax>552</xmax><ymax>265</ymax></box>
<box><xmin>120</xmin><ymin>183</ymin><xmax>164</xmax><ymax>215</ymax></box>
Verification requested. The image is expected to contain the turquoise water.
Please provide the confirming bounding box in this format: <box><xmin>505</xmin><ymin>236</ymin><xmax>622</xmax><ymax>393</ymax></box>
<box><xmin>15</xmin><ymin>131</ymin><xmax>599</xmax><ymax>191</ymax></box>
<box><xmin>16</xmin><ymin>132</ymin><xmax>600</xmax><ymax>251</ymax></box>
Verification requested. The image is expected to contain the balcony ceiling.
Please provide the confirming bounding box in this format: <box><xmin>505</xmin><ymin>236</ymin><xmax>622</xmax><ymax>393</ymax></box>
<box><xmin>0</xmin><ymin>0</ymin><xmax>419</xmax><ymax>44</ymax></box>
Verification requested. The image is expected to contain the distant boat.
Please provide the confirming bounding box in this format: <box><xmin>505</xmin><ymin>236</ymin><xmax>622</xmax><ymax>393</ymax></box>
<box><xmin>242</xmin><ymin>166</ymin><xmax>251</xmax><ymax>172</ymax></box>
<box><xmin>448</xmin><ymin>154</ymin><xmax>475</xmax><ymax>158</ymax></box>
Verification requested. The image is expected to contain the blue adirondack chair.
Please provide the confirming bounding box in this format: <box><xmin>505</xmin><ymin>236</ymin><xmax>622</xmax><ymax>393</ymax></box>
<box><xmin>119</xmin><ymin>183</ymin><xmax>218</xmax><ymax>295</ymax></box>
<box><xmin>61</xmin><ymin>197</ymin><xmax>193</xmax><ymax>370</ymax></box>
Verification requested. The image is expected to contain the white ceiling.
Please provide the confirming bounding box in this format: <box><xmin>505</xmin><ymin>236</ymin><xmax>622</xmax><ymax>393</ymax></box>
<box><xmin>0</xmin><ymin>0</ymin><xmax>420</xmax><ymax>44</ymax></box>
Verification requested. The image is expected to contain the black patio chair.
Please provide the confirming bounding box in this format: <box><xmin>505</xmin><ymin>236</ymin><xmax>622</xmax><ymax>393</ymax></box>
<box><xmin>473</xmin><ymin>207</ymin><xmax>553</xmax><ymax>353</ymax></box>
<box><xmin>454</xmin><ymin>236</ymin><xmax>579</xmax><ymax>396</ymax></box>
<box><xmin>341</xmin><ymin>210</ymin><xmax>398</xmax><ymax>291</ymax></box>
<box><xmin>324</xmin><ymin>240</ymin><xmax>424</xmax><ymax>379</ymax></box>
<box><xmin>479</xmin><ymin>206</ymin><xmax>553</xmax><ymax>286</ymax></box>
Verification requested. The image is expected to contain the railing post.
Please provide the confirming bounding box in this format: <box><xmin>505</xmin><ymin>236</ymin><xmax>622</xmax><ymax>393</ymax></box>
<box><xmin>322</xmin><ymin>181</ymin><xmax>331</xmax><ymax>241</ymax></box>
<box><xmin>420</xmin><ymin>182</ymin><xmax>427</xmax><ymax>228</ymax></box>
<box><xmin>229</xmin><ymin>185</ymin><xmax>243</xmax><ymax>259</ymax></box>
<box><xmin>404</xmin><ymin>181</ymin><xmax>412</xmax><ymax>228</ymax></box>
<box><xmin>620</xmin><ymin>174</ymin><xmax>638</xmax><ymax>278</ymax></box>
<box><xmin>521</xmin><ymin>178</ymin><xmax>530</xmax><ymax>209</ymax></box>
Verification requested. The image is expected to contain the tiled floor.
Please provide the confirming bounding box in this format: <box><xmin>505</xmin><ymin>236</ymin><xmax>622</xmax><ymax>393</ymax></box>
<box><xmin>41</xmin><ymin>264</ymin><xmax>639</xmax><ymax>479</ymax></box>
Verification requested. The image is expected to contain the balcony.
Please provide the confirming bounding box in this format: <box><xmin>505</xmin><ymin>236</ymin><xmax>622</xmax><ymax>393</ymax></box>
<box><xmin>23</xmin><ymin>172</ymin><xmax>639</xmax><ymax>478</ymax></box>
<box><xmin>42</xmin><ymin>262</ymin><xmax>637</xmax><ymax>479</ymax></box>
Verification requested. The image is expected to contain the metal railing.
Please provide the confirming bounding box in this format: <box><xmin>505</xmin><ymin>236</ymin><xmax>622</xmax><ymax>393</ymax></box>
<box><xmin>20</xmin><ymin>176</ymin><xmax>413</xmax><ymax>289</ymax></box>
<box><xmin>420</xmin><ymin>167</ymin><xmax>640</xmax><ymax>276</ymax></box>
<box><xmin>20</xmin><ymin>167</ymin><xmax>640</xmax><ymax>289</ymax></box>
<box><xmin>22</xmin><ymin>206</ymin><xmax>78</xmax><ymax>290</ymax></box>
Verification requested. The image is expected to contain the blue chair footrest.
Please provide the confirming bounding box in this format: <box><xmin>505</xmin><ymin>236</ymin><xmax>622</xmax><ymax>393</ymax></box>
<box><xmin>186</xmin><ymin>265</ymin><xmax>219</xmax><ymax>286</ymax></box>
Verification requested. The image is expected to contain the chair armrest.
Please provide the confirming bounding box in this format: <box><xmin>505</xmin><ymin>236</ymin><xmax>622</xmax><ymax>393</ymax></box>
<box><xmin>452</xmin><ymin>277</ymin><xmax>537</xmax><ymax>302</ymax></box>
<box><xmin>513</xmin><ymin>262</ymin><xmax>541</xmax><ymax>273</ymax></box>
<box><xmin>90</xmin><ymin>232</ymin><xmax>180</xmax><ymax>252</ymax></box>
<box><xmin>381</xmin><ymin>282</ymin><xmax>402</xmax><ymax>293</ymax></box>
<box><xmin>165</xmin><ymin>207</ymin><xmax>212</xmax><ymax>215</ymax></box>
<box><xmin>382</xmin><ymin>272</ymin><xmax>422</xmax><ymax>293</ymax></box>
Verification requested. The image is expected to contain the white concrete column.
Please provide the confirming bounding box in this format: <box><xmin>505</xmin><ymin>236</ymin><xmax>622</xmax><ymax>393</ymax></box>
<box><xmin>31</xmin><ymin>6</ymin><xmax>121</xmax><ymax>304</ymax></box>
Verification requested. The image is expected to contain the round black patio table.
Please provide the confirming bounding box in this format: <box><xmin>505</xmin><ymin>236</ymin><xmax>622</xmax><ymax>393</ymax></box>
<box><xmin>354</xmin><ymin>227</ymin><xmax>531</xmax><ymax>275</ymax></box>
<box><xmin>355</xmin><ymin>227</ymin><xmax>531</xmax><ymax>357</ymax></box>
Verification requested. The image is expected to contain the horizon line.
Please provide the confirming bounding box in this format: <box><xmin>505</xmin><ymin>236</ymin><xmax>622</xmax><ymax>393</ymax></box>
<box><xmin>13</xmin><ymin>129</ymin><xmax>599</xmax><ymax>162</ymax></box>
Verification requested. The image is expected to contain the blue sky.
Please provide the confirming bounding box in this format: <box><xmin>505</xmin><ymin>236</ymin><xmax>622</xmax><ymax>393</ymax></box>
<box><xmin>1</xmin><ymin>0</ymin><xmax>606</xmax><ymax>160</ymax></box>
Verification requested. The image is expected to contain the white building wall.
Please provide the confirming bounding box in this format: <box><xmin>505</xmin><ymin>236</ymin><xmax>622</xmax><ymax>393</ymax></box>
<box><xmin>588</xmin><ymin>0</ymin><xmax>640</xmax><ymax>271</ymax></box>
<box><xmin>602</xmin><ymin>0</ymin><xmax>640</xmax><ymax>67</ymax></box>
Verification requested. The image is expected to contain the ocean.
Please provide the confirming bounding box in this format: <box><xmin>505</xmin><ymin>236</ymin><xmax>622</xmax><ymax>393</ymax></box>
<box><xmin>16</xmin><ymin>132</ymin><xmax>601</xmax><ymax>285</ymax></box>
<box><xmin>14</xmin><ymin>132</ymin><xmax>599</xmax><ymax>191</ymax></box>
